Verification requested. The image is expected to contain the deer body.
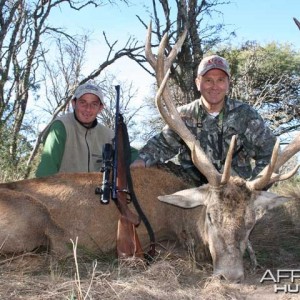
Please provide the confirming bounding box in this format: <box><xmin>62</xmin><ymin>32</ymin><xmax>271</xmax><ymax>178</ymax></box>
<box><xmin>0</xmin><ymin>188</ymin><xmax>68</xmax><ymax>255</ymax></box>
<box><xmin>0</xmin><ymin>167</ymin><xmax>293</xmax><ymax>282</ymax></box>
<box><xmin>0</xmin><ymin>169</ymin><xmax>191</xmax><ymax>254</ymax></box>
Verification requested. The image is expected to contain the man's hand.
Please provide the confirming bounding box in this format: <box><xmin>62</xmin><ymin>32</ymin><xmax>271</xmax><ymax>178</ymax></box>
<box><xmin>130</xmin><ymin>159</ymin><xmax>146</xmax><ymax>168</ymax></box>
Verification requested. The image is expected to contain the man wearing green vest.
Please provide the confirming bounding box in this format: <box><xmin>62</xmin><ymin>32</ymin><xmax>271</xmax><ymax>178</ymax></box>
<box><xmin>36</xmin><ymin>81</ymin><xmax>114</xmax><ymax>177</ymax></box>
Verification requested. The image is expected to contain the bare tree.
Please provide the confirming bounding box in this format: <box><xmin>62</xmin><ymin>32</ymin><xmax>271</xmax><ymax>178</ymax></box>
<box><xmin>133</xmin><ymin>0</ymin><xmax>234</xmax><ymax>104</ymax></box>
<box><xmin>25</xmin><ymin>33</ymin><xmax>146</xmax><ymax>177</ymax></box>
<box><xmin>0</xmin><ymin>0</ymin><xmax>145</xmax><ymax>178</ymax></box>
<box><xmin>0</xmin><ymin>0</ymin><xmax>105</xmax><ymax>173</ymax></box>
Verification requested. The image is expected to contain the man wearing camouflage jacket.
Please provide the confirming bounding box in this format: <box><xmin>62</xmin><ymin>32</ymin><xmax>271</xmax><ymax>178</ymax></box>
<box><xmin>132</xmin><ymin>55</ymin><xmax>276</xmax><ymax>185</ymax></box>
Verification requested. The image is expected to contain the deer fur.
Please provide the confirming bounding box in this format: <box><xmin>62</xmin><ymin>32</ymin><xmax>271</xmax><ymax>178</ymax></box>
<box><xmin>0</xmin><ymin>167</ymin><xmax>295</xmax><ymax>283</ymax></box>
<box><xmin>0</xmin><ymin>187</ymin><xmax>67</xmax><ymax>255</ymax></box>
<box><xmin>0</xmin><ymin>169</ymin><xmax>191</xmax><ymax>256</ymax></box>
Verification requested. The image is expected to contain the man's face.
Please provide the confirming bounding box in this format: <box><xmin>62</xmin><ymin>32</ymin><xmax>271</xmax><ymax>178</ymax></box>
<box><xmin>195</xmin><ymin>69</ymin><xmax>229</xmax><ymax>110</ymax></box>
<box><xmin>72</xmin><ymin>93</ymin><xmax>103</xmax><ymax>127</ymax></box>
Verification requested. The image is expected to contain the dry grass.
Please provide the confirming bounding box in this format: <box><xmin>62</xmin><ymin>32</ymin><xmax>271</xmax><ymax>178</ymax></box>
<box><xmin>0</xmin><ymin>242</ymin><xmax>298</xmax><ymax>299</ymax></box>
<box><xmin>0</xmin><ymin>248</ymin><xmax>247</xmax><ymax>299</ymax></box>
<box><xmin>0</xmin><ymin>179</ymin><xmax>300</xmax><ymax>299</ymax></box>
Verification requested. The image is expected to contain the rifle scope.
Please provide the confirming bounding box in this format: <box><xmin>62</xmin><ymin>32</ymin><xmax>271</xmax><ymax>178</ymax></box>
<box><xmin>96</xmin><ymin>143</ymin><xmax>113</xmax><ymax>204</ymax></box>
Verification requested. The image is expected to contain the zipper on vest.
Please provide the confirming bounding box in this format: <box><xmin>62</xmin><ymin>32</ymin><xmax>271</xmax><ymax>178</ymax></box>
<box><xmin>85</xmin><ymin>130</ymin><xmax>90</xmax><ymax>172</ymax></box>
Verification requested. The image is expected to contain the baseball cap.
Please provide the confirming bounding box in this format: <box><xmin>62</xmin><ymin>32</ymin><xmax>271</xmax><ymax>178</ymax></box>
<box><xmin>73</xmin><ymin>81</ymin><xmax>104</xmax><ymax>104</ymax></box>
<box><xmin>197</xmin><ymin>55</ymin><xmax>230</xmax><ymax>77</ymax></box>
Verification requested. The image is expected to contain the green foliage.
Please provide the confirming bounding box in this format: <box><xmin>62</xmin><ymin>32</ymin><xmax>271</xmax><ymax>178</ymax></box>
<box><xmin>220</xmin><ymin>42</ymin><xmax>300</xmax><ymax>135</ymax></box>
<box><xmin>0</xmin><ymin>124</ymin><xmax>32</xmax><ymax>182</ymax></box>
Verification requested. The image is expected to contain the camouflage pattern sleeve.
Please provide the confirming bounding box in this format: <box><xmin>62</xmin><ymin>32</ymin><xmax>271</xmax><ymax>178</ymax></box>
<box><xmin>137</xmin><ymin>100</ymin><xmax>199</xmax><ymax>167</ymax></box>
<box><xmin>241</xmin><ymin>106</ymin><xmax>276</xmax><ymax>178</ymax></box>
<box><xmin>138</xmin><ymin>125</ymin><xmax>184</xmax><ymax>166</ymax></box>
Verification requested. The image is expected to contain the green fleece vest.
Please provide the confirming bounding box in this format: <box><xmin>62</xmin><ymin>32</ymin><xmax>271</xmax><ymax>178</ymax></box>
<box><xmin>58</xmin><ymin>113</ymin><xmax>114</xmax><ymax>173</ymax></box>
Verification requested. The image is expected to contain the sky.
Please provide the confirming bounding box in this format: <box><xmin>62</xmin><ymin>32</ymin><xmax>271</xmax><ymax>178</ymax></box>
<box><xmin>220</xmin><ymin>0</ymin><xmax>300</xmax><ymax>47</ymax></box>
<box><xmin>49</xmin><ymin>0</ymin><xmax>300</xmax><ymax>100</ymax></box>
<box><xmin>43</xmin><ymin>0</ymin><xmax>300</xmax><ymax>145</ymax></box>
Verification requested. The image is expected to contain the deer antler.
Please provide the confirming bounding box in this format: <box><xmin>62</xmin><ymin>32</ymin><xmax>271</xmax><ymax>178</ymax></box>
<box><xmin>247</xmin><ymin>133</ymin><xmax>300</xmax><ymax>190</ymax></box>
<box><xmin>221</xmin><ymin>135</ymin><xmax>236</xmax><ymax>184</ymax></box>
<box><xmin>275</xmin><ymin>133</ymin><xmax>300</xmax><ymax>170</ymax></box>
<box><xmin>145</xmin><ymin>22</ymin><xmax>228</xmax><ymax>187</ymax></box>
<box><xmin>246</xmin><ymin>139</ymin><xmax>280</xmax><ymax>190</ymax></box>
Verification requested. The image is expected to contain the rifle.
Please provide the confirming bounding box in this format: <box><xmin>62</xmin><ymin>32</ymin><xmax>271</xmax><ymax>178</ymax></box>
<box><xmin>96</xmin><ymin>85</ymin><xmax>145</xmax><ymax>258</ymax></box>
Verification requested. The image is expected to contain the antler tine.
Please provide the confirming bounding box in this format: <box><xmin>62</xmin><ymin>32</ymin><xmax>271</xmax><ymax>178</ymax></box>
<box><xmin>275</xmin><ymin>132</ymin><xmax>300</xmax><ymax>170</ymax></box>
<box><xmin>268</xmin><ymin>164</ymin><xmax>300</xmax><ymax>185</ymax></box>
<box><xmin>156</xmin><ymin>31</ymin><xmax>168</xmax><ymax>85</ymax></box>
<box><xmin>221</xmin><ymin>135</ymin><xmax>236</xmax><ymax>184</ymax></box>
<box><xmin>145</xmin><ymin>22</ymin><xmax>157</xmax><ymax>70</ymax></box>
<box><xmin>146</xmin><ymin>22</ymin><xmax>188</xmax><ymax>73</ymax></box>
<box><xmin>247</xmin><ymin>139</ymin><xmax>280</xmax><ymax>190</ymax></box>
<box><xmin>165</xmin><ymin>28</ymin><xmax>188</xmax><ymax>70</ymax></box>
<box><xmin>247</xmin><ymin>132</ymin><xmax>300</xmax><ymax>190</ymax></box>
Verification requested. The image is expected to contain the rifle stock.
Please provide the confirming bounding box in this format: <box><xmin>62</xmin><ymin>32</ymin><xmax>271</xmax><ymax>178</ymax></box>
<box><xmin>117</xmin><ymin>215</ymin><xmax>143</xmax><ymax>258</ymax></box>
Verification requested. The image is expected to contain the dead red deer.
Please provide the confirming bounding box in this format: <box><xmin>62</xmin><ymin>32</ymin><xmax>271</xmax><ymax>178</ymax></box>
<box><xmin>0</xmin><ymin>24</ymin><xmax>299</xmax><ymax>283</ymax></box>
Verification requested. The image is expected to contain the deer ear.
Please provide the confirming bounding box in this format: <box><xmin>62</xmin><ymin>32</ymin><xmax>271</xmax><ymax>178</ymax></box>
<box><xmin>158</xmin><ymin>186</ymin><xmax>208</xmax><ymax>208</ymax></box>
<box><xmin>253</xmin><ymin>191</ymin><xmax>292</xmax><ymax>214</ymax></box>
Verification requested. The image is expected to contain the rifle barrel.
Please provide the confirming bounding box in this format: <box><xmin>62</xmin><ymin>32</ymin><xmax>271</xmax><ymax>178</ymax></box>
<box><xmin>112</xmin><ymin>85</ymin><xmax>121</xmax><ymax>200</ymax></box>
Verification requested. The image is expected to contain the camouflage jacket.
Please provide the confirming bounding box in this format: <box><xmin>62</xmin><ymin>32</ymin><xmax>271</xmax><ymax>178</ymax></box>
<box><xmin>138</xmin><ymin>97</ymin><xmax>276</xmax><ymax>182</ymax></box>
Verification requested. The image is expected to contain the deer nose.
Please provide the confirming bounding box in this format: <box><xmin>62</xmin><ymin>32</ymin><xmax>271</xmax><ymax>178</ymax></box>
<box><xmin>214</xmin><ymin>269</ymin><xmax>244</xmax><ymax>283</ymax></box>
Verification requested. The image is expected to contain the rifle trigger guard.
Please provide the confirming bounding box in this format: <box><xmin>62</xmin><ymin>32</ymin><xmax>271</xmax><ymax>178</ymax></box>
<box><xmin>116</xmin><ymin>188</ymin><xmax>132</xmax><ymax>203</ymax></box>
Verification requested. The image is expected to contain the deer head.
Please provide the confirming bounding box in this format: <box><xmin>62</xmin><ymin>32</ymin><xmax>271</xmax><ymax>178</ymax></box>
<box><xmin>145</xmin><ymin>22</ymin><xmax>300</xmax><ymax>282</ymax></box>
